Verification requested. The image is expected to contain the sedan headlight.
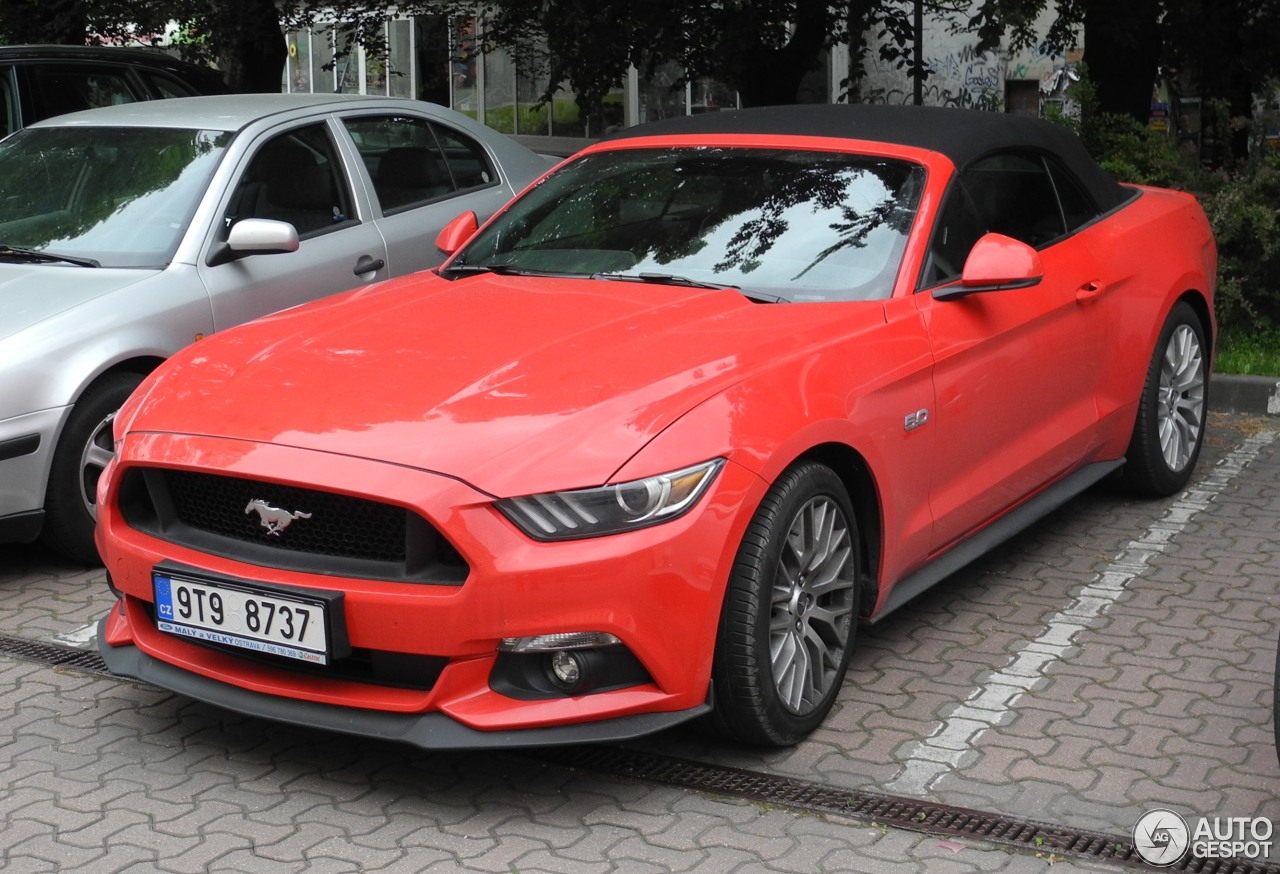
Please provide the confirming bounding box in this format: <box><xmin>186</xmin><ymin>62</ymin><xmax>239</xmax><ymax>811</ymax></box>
<box><xmin>496</xmin><ymin>459</ymin><xmax>724</xmax><ymax>541</ymax></box>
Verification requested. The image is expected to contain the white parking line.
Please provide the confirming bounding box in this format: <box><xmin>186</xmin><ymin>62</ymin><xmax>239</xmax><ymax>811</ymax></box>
<box><xmin>885</xmin><ymin>429</ymin><xmax>1280</xmax><ymax>796</ymax></box>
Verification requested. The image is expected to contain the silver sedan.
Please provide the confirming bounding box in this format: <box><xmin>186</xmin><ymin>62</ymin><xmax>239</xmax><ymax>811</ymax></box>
<box><xmin>0</xmin><ymin>93</ymin><xmax>553</xmax><ymax>563</ymax></box>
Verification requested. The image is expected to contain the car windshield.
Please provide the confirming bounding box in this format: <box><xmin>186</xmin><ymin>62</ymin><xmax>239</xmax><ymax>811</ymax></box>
<box><xmin>452</xmin><ymin>147</ymin><xmax>925</xmax><ymax>302</ymax></box>
<box><xmin>0</xmin><ymin>125</ymin><xmax>231</xmax><ymax>269</ymax></box>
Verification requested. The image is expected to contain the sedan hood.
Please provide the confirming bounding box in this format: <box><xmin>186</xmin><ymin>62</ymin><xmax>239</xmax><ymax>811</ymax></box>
<box><xmin>129</xmin><ymin>272</ymin><xmax>882</xmax><ymax>496</ymax></box>
<box><xmin>0</xmin><ymin>263</ymin><xmax>155</xmax><ymax>341</ymax></box>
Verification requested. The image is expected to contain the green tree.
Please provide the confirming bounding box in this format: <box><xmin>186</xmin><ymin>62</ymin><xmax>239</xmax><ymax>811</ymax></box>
<box><xmin>970</xmin><ymin>0</ymin><xmax>1161</xmax><ymax>123</ymax></box>
<box><xmin>972</xmin><ymin>0</ymin><xmax>1280</xmax><ymax>162</ymax></box>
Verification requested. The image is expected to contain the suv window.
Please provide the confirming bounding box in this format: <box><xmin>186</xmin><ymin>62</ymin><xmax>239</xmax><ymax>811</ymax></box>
<box><xmin>0</xmin><ymin>71</ymin><xmax>16</xmax><ymax>138</ymax></box>
<box><xmin>143</xmin><ymin>71</ymin><xmax>204</xmax><ymax>99</ymax></box>
<box><xmin>27</xmin><ymin>64</ymin><xmax>140</xmax><ymax>122</ymax></box>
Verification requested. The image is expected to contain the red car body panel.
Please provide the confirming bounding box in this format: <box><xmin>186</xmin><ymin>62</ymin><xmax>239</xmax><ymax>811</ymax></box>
<box><xmin>95</xmin><ymin>106</ymin><xmax>1217</xmax><ymax>747</ymax></box>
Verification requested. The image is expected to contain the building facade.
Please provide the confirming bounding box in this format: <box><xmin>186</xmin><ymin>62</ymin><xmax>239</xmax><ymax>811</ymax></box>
<box><xmin>280</xmin><ymin>9</ymin><xmax>1080</xmax><ymax>146</ymax></box>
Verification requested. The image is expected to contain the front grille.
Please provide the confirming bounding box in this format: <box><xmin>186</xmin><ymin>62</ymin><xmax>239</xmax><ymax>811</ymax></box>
<box><xmin>120</xmin><ymin>468</ymin><xmax>468</xmax><ymax>584</ymax></box>
<box><xmin>166</xmin><ymin>470</ymin><xmax>406</xmax><ymax>563</ymax></box>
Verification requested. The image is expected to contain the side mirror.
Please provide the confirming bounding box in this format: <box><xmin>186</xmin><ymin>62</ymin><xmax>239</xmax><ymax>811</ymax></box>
<box><xmin>207</xmin><ymin>218</ymin><xmax>300</xmax><ymax>267</ymax></box>
<box><xmin>934</xmin><ymin>232</ymin><xmax>1044</xmax><ymax>300</ymax></box>
<box><xmin>435</xmin><ymin>211</ymin><xmax>478</xmax><ymax>255</ymax></box>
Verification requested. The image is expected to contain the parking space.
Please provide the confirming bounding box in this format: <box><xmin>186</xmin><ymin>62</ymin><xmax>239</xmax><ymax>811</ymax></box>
<box><xmin>0</xmin><ymin>411</ymin><xmax>1276</xmax><ymax>872</ymax></box>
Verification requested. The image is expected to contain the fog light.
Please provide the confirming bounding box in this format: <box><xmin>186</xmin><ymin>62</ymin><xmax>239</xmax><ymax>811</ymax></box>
<box><xmin>548</xmin><ymin>650</ymin><xmax>584</xmax><ymax>690</ymax></box>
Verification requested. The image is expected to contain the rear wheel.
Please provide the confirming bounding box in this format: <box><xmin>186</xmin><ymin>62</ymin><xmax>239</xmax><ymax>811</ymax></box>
<box><xmin>702</xmin><ymin>462</ymin><xmax>860</xmax><ymax>746</ymax></box>
<box><xmin>1122</xmin><ymin>302</ymin><xmax>1208</xmax><ymax>496</ymax></box>
<box><xmin>41</xmin><ymin>372</ymin><xmax>143</xmax><ymax>565</ymax></box>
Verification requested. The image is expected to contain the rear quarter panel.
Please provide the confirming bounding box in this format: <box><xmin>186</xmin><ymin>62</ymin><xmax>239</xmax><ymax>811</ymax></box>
<box><xmin>1079</xmin><ymin>186</ymin><xmax>1216</xmax><ymax>453</ymax></box>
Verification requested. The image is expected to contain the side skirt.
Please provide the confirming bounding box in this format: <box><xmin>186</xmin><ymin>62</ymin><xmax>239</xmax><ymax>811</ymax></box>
<box><xmin>871</xmin><ymin>459</ymin><xmax>1124</xmax><ymax>622</ymax></box>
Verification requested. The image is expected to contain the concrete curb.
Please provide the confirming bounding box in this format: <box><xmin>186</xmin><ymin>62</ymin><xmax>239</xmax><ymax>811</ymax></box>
<box><xmin>1211</xmin><ymin>373</ymin><xmax>1280</xmax><ymax>416</ymax></box>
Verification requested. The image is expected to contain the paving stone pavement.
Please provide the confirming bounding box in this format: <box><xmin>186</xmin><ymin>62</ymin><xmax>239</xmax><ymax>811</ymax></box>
<box><xmin>0</xmin><ymin>411</ymin><xmax>1276</xmax><ymax>872</ymax></box>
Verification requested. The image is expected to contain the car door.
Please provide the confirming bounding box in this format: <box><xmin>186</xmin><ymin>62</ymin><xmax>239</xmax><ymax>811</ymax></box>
<box><xmin>917</xmin><ymin>151</ymin><xmax>1113</xmax><ymax>551</ymax></box>
<box><xmin>339</xmin><ymin>112</ymin><xmax>514</xmax><ymax>276</ymax></box>
<box><xmin>198</xmin><ymin>117</ymin><xmax>390</xmax><ymax>330</ymax></box>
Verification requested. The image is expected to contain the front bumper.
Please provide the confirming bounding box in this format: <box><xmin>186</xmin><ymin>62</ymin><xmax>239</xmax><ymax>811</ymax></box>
<box><xmin>97</xmin><ymin>615</ymin><xmax>711</xmax><ymax>750</ymax></box>
<box><xmin>96</xmin><ymin>432</ymin><xmax>760</xmax><ymax>744</ymax></box>
<box><xmin>0</xmin><ymin>406</ymin><xmax>69</xmax><ymax>541</ymax></box>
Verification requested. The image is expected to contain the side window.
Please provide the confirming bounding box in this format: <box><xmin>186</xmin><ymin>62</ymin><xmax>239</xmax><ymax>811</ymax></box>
<box><xmin>225</xmin><ymin>123</ymin><xmax>356</xmax><ymax>238</ymax></box>
<box><xmin>27</xmin><ymin>65</ymin><xmax>140</xmax><ymax>122</ymax></box>
<box><xmin>924</xmin><ymin>181</ymin><xmax>987</xmax><ymax>286</ymax></box>
<box><xmin>0</xmin><ymin>67</ymin><xmax>17</xmax><ymax>136</ymax></box>
<box><xmin>143</xmin><ymin>72</ymin><xmax>201</xmax><ymax>99</ymax></box>
<box><xmin>961</xmin><ymin>153</ymin><xmax>1066</xmax><ymax>248</ymax></box>
<box><xmin>430</xmin><ymin>122</ymin><xmax>495</xmax><ymax>191</ymax></box>
<box><xmin>343</xmin><ymin>114</ymin><xmax>453</xmax><ymax>214</ymax></box>
<box><xmin>1045</xmin><ymin>158</ymin><xmax>1101</xmax><ymax>232</ymax></box>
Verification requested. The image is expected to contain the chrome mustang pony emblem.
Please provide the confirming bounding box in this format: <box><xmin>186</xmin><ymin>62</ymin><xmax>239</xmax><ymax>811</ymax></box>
<box><xmin>245</xmin><ymin>498</ymin><xmax>312</xmax><ymax>535</ymax></box>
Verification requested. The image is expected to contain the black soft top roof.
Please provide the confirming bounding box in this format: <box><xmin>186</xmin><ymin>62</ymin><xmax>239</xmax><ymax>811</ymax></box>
<box><xmin>607</xmin><ymin>104</ymin><xmax>1129</xmax><ymax>212</ymax></box>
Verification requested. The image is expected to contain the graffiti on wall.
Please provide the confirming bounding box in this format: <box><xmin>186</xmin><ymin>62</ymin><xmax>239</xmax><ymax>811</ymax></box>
<box><xmin>863</xmin><ymin>42</ymin><xmax>1004</xmax><ymax>110</ymax></box>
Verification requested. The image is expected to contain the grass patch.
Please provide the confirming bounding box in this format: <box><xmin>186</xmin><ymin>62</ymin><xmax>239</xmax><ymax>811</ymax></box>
<box><xmin>1215</xmin><ymin>327</ymin><xmax>1280</xmax><ymax>376</ymax></box>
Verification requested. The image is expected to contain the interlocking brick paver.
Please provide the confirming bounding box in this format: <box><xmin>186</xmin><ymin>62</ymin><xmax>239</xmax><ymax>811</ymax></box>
<box><xmin>1</xmin><ymin>412</ymin><xmax>1277</xmax><ymax>872</ymax></box>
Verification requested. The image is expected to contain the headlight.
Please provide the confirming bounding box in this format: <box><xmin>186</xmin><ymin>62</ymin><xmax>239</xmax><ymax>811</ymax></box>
<box><xmin>495</xmin><ymin>458</ymin><xmax>724</xmax><ymax>541</ymax></box>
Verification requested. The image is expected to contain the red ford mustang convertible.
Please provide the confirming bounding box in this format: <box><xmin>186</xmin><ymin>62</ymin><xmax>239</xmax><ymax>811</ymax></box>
<box><xmin>96</xmin><ymin>105</ymin><xmax>1216</xmax><ymax>749</ymax></box>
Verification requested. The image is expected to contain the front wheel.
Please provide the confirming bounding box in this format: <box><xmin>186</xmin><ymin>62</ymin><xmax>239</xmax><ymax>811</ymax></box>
<box><xmin>41</xmin><ymin>372</ymin><xmax>143</xmax><ymax>565</ymax></box>
<box><xmin>1122</xmin><ymin>301</ymin><xmax>1208</xmax><ymax>497</ymax></box>
<box><xmin>1273</xmin><ymin>624</ymin><xmax>1279</xmax><ymax>767</ymax></box>
<box><xmin>701</xmin><ymin>462</ymin><xmax>861</xmax><ymax>746</ymax></box>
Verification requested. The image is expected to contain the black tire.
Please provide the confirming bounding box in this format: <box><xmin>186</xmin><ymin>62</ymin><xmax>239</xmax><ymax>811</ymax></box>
<box><xmin>40</xmin><ymin>371</ymin><xmax>143</xmax><ymax>565</ymax></box>
<box><xmin>1122</xmin><ymin>301</ymin><xmax>1208</xmax><ymax>497</ymax></box>
<box><xmin>1274</xmin><ymin>624</ymin><xmax>1279</xmax><ymax>767</ymax></box>
<box><xmin>701</xmin><ymin>462</ymin><xmax>861</xmax><ymax>746</ymax></box>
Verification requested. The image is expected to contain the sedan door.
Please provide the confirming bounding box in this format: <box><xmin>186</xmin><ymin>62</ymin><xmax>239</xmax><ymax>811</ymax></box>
<box><xmin>339</xmin><ymin>112</ymin><xmax>517</xmax><ymax>276</ymax></box>
<box><xmin>917</xmin><ymin>152</ymin><xmax>1113</xmax><ymax>552</ymax></box>
<box><xmin>198</xmin><ymin>117</ymin><xmax>390</xmax><ymax>330</ymax></box>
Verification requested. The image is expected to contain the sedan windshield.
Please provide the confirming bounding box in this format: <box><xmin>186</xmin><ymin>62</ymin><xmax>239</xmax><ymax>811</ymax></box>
<box><xmin>452</xmin><ymin>147</ymin><xmax>925</xmax><ymax>302</ymax></box>
<box><xmin>0</xmin><ymin>126</ymin><xmax>231</xmax><ymax>269</ymax></box>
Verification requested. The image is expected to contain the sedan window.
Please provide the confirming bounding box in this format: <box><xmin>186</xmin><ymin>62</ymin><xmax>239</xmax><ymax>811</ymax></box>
<box><xmin>0</xmin><ymin>125</ymin><xmax>230</xmax><ymax>268</ymax></box>
<box><xmin>343</xmin><ymin>115</ymin><xmax>454</xmax><ymax>214</ymax></box>
<box><xmin>431</xmin><ymin>123</ymin><xmax>495</xmax><ymax>190</ymax></box>
<box><xmin>224</xmin><ymin>124</ymin><xmax>356</xmax><ymax>237</ymax></box>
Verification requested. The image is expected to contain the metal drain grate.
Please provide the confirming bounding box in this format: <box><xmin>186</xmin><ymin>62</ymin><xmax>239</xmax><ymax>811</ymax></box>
<box><xmin>5</xmin><ymin>634</ymin><xmax>1275</xmax><ymax>873</ymax></box>
<box><xmin>532</xmin><ymin>745</ymin><xmax>1280</xmax><ymax>874</ymax></box>
<box><xmin>0</xmin><ymin>632</ymin><xmax>111</xmax><ymax>675</ymax></box>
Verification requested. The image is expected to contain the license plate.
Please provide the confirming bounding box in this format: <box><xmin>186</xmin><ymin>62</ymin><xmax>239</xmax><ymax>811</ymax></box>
<box><xmin>153</xmin><ymin>570</ymin><xmax>331</xmax><ymax>665</ymax></box>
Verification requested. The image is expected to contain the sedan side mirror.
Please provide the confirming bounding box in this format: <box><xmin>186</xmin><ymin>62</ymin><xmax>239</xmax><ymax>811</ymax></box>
<box><xmin>206</xmin><ymin>218</ymin><xmax>301</xmax><ymax>267</ymax></box>
<box><xmin>934</xmin><ymin>232</ymin><xmax>1044</xmax><ymax>300</ymax></box>
<box><xmin>435</xmin><ymin>211</ymin><xmax>478</xmax><ymax>255</ymax></box>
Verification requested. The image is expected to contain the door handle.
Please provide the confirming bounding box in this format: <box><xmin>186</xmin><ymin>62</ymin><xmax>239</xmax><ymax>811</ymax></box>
<box><xmin>1075</xmin><ymin>280</ymin><xmax>1105</xmax><ymax>303</ymax></box>
<box><xmin>354</xmin><ymin>255</ymin><xmax>385</xmax><ymax>276</ymax></box>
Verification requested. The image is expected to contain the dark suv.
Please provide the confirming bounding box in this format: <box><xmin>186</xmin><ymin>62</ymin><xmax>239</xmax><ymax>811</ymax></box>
<box><xmin>0</xmin><ymin>44</ymin><xmax>229</xmax><ymax>137</ymax></box>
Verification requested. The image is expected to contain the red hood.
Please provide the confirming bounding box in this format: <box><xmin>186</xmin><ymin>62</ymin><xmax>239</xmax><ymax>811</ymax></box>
<box><xmin>129</xmin><ymin>271</ymin><xmax>884</xmax><ymax>496</ymax></box>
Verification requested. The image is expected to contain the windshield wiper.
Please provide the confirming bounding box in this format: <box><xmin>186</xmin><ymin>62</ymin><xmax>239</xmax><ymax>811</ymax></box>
<box><xmin>438</xmin><ymin>262</ymin><xmax>534</xmax><ymax>279</ymax></box>
<box><xmin>0</xmin><ymin>244</ymin><xmax>100</xmax><ymax>268</ymax></box>
<box><xmin>592</xmin><ymin>271</ymin><xmax>786</xmax><ymax>303</ymax></box>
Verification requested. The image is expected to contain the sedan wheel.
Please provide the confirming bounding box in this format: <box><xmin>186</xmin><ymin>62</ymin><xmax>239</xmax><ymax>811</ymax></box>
<box><xmin>1123</xmin><ymin>302</ymin><xmax>1207</xmax><ymax>496</ymax></box>
<box><xmin>41</xmin><ymin>372</ymin><xmax>143</xmax><ymax>565</ymax></box>
<box><xmin>703</xmin><ymin>462</ymin><xmax>860</xmax><ymax>746</ymax></box>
